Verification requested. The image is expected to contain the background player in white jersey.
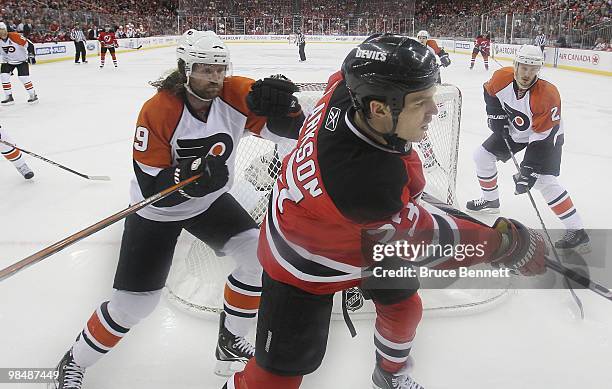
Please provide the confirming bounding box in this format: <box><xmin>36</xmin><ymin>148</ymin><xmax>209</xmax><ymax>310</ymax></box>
<box><xmin>55</xmin><ymin>29</ymin><xmax>305</xmax><ymax>389</ymax></box>
<box><xmin>0</xmin><ymin>22</ymin><xmax>38</xmax><ymax>105</ymax></box>
<box><xmin>416</xmin><ymin>30</ymin><xmax>451</xmax><ymax>72</ymax></box>
<box><xmin>466</xmin><ymin>45</ymin><xmax>589</xmax><ymax>252</ymax></box>
<box><xmin>0</xmin><ymin>124</ymin><xmax>34</xmax><ymax>179</ymax></box>
<box><xmin>223</xmin><ymin>34</ymin><xmax>547</xmax><ymax>389</ymax></box>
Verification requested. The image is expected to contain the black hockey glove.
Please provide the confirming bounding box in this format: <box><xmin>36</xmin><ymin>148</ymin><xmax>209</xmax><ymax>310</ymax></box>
<box><xmin>439</xmin><ymin>51</ymin><xmax>451</xmax><ymax>67</ymax></box>
<box><xmin>513</xmin><ymin>164</ymin><xmax>538</xmax><ymax>194</ymax></box>
<box><xmin>175</xmin><ymin>156</ymin><xmax>229</xmax><ymax>198</ymax></box>
<box><xmin>246</xmin><ymin>74</ymin><xmax>301</xmax><ymax>117</ymax></box>
<box><xmin>487</xmin><ymin>112</ymin><xmax>510</xmax><ymax>136</ymax></box>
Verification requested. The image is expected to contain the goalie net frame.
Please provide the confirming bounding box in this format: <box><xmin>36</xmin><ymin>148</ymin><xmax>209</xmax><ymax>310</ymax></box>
<box><xmin>164</xmin><ymin>82</ymin><xmax>510</xmax><ymax>319</ymax></box>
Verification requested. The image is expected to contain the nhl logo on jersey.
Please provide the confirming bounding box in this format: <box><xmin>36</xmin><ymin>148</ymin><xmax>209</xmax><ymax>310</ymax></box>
<box><xmin>344</xmin><ymin>287</ymin><xmax>364</xmax><ymax>312</ymax></box>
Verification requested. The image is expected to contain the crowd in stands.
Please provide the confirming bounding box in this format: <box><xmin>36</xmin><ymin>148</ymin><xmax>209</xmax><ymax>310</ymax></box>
<box><xmin>1</xmin><ymin>0</ymin><xmax>176</xmax><ymax>43</ymax></box>
<box><xmin>1</xmin><ymin>0</ymin><xmax>609</xmax><ymax>49</ymax></box>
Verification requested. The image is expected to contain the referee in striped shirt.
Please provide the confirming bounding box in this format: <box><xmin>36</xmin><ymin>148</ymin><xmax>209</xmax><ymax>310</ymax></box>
<box><xmin>534</xmin><ymin>32</ymin><xmax>547</xmax><ymax>53</ymax></box>
<box><xmin>70</xmin><ymin>22</ymin><xmax>88</xmax><ymax>64</ymax></box>
<box><xmin>296</xmin><ymin>29</ymin><xmax>306</xmax><ymax>61</ymax></box>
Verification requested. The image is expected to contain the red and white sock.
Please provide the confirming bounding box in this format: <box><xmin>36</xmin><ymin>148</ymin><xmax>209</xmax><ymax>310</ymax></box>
<box><xmin>374</xmin><ymin>293</ymin><xmax>423</xmax><ymax>373</ymax></box>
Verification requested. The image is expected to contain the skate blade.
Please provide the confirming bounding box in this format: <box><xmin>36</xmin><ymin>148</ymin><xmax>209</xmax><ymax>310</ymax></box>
<box><xmin>1</xmin><ymin>102</ymin><xmax>15</xmax><ymax>106</ymax></box>
<box><xmin>466</xmin><ymin>207</ymin><xmax>500</xmax><ymax>215</ymax></box>
<box><xmin>557</xmin><ymin>242</ymin><xmax>592</xmax><ymax>255</ymax></box>
<box><xmin>214</xmin><ymin>360</ymin><xmax>247</xmax><ymax>377</ymax></box>
<box><xmin>28</xmin><ymin>100</ymin><xmax>39</xmax><ymax>105</ymax></box>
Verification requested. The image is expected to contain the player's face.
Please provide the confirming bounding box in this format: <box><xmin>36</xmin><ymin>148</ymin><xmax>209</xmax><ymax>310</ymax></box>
<box><xmin>514</xmin><ymin>63</ymin><xmax>541</xmax><ymax>89</ymax></box>
<box><xmin>189</xmin><ymin>63</ymin><xmax>227</xmax><ymax>99</ymax></box>
<box><xmin>394</xmin><ymin>85</ymin><xmax>438</xmax><ymax>142</ymax></box>
<box><xmin>418</xmin><ymin>36</ymin><xmax>427</xmax><ymax>45</ymax></box>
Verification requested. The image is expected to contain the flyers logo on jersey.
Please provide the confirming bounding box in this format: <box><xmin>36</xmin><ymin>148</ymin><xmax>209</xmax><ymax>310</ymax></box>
<box><xmin>503</xmin><ymin>103</ymin><xmax>531</xmax><ymax>131</ymax></box>
<box><xmin>2</xmin><ymin>46</ymin><xmax>16</xmax><ymax>54</ymax></box>
<box><xmin>175</xmin><ymin>133</ymin><xmax>234</xmax><ymax>163</ymax></box>
<box><xmin>355</xmin><ymin>48</ymin><xmax>387</xmax><ymax>62</ymax></box>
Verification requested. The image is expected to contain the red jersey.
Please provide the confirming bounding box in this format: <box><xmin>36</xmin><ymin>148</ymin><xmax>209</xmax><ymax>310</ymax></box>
<box><xmin>474</xmin><ymin>36</ymin><xmax>491</xmax><ymax>54</ymax></box>
<box><xmin>257</xmin><ymin>71</ymin><xmax>503</xmax><ymax>295</ymax></box>
<box><xmin>98</xmin><ymin>31</ymin><xmax>118</xmax><ymax>48</ymax></box>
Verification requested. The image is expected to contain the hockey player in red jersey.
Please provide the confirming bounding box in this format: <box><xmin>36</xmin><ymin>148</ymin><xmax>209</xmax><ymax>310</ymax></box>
<box><xmin>466</xmin><ymin>44</ymin><xmax>590</xmax><ymax>252</ymax></box>
<box><xmin>98</xmin><ymin>25</ymin><xmax>118</xmax><ymax>68</ymax></box>
<box><xmin>54</xmin><ymin>29</ymin><xmax>305</xmax><ymax>389</ymax></box>
<box><xmin>470</xmin><ymin>33</ymin><xmax>491</xmax><ymax>70</ymax></box>
<box><xmin>222</xmin><ymin>34</ymin><xmax>547</xmax><ymax>389</ymax></box>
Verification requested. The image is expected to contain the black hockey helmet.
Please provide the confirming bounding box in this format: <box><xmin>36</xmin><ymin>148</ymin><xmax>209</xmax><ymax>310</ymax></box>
<box><xmin>342</xmin><ymin>33</ymin><xmax>439</xmax><ymax>151</ymax></box>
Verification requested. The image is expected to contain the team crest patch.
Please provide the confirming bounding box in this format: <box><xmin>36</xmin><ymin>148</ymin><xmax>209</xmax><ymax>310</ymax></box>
<box><xmin>344</xmin><ymin>287</ymin><xmax>364</xmax><ymax>312</ymax></box>
<box><xmin>176</xmin><ymin>133</ymin><xmax>233</xmax><ymax>163</ymax></box>
<box><xmin>325</xmin><ymin>107</ymin><xmax>341</xmax><ymax>132</ymax></box>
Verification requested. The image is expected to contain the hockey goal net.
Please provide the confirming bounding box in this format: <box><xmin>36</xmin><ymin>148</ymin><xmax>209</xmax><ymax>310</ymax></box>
<box><xmin>165</xmin><ymin>83</ymin><xmax>510</xmax><ymax>318</ymax></box>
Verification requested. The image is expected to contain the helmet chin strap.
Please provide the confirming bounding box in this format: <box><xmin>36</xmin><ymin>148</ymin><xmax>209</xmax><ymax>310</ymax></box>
<box><xmin>359</xmin><ymin>110</ymin><xmax>411</xmax><ymax>154</ymax></box>
<box><xmin>184</xmin><ymin>75</ymin><xmax>214</xmax><ymax>103</ymax></box>
<box><xmin>514</xmin><ymin>63</ymin><xmax>539</xmax><ymax>90</ymax></box>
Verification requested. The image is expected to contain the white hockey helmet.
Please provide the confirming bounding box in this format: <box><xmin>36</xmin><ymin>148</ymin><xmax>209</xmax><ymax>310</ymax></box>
<box><xmin>176</xmin><ymin>29</ymin><xmax>231</xmax><ymax>77</ymax></box>
<box><xmin>515</xmin><ymin>44</ymin><xmax>544</xmax><ymax>66</ymax></box>
<box><xmin>417</xmin><ymin>30</ymin><xmax>430</xmax><ymax>41</ymax></box>
<box><xmin>0</xmin><ymin>22</ymin><xmax>7</xmax><ymax>31</ymax></box>
<box><xmin>514</xmin><ymin>45</ymin><xmax>544</xmax><ymax>89</ymax></box>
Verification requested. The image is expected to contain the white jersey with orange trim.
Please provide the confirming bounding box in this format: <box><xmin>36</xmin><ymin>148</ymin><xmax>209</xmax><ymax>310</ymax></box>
<box><xmin>130</xmin><ymin>76</ymin><xmax>287</xmax><ymax>222</ymax></box>
<box><xmin>484</xmin><ymin>67</ymin><xmax>563</xmax><ymax>144</ymax></box>
<box><xmin>0</xmin><ymin>32</ymin><xmax>29</xmax><ymax>65</ymax></box>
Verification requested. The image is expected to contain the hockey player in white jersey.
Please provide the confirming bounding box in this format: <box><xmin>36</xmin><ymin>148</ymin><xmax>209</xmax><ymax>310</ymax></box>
<box><xmin>416</xmin><ymin>30</ymin><xmax>451</xmax><ymax>69</ymax></box>
<box><xmin>466</xmin><ymin>45</ymin><xmax>590</xmax><ymax>252</ymax></box>
<box><xmin>54</xmin><ymin>29</ymin><xmax>305</xmax><ymax>389</ymax></box>
<box><xmin>0</xmin><ymin>125</ymin><xmax>34</xmax><ymax>179</ymax></box>
<box><xmin>0</xmin><ymin>22</ymin><xmax>38</xmax><ymax>105</ymax></box>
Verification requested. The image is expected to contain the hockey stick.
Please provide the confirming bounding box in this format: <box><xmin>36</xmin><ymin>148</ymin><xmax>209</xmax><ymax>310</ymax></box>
<box><xmin>491</xmin><ymin>55</ymin><xmax>505</xmax><ymax>68</ymax></box>
<box><xmin>0</xmin><ymin>173</ymin><xmax>202</xmax><ymax>282</ymax></box>
<box><xmin>0</xmin><ymin>139</ymin><xmax>110</xmax><ymax>181</ymax></box>
<box><xmin>118</xmin><ymin>44</ymin><xmax>142</xmax><ymax>50</ymax></box>
<box><xmin>501</xmin><ymin>135</ymin><xmax>584</xmax><ymax>318</ymax></box>
<box><xmin>423</xmin><ymin>193</ymin><xmax>612</xmax><ymax>303</ymax></box>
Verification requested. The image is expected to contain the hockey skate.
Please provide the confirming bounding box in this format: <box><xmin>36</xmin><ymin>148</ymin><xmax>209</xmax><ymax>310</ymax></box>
<box><xmin>27</xmin><ymin>94</ymin><xmax>38</xmax><ymax>104</ymax></box>
<box><xmin>555</xmin><ymin>229</ymin><xmax>591</xmax><ymax>254</ymax></box>
<box><xmin>466</xmin><ymin>198</ymin><xmax>500</xmax><ymax>214</ymax></box>
<box><xmin>1</xmin><ymin>94</ymin><xmax>15</xmax><ymax>106</ymax></box>
<box><xmin>372</xmin><ymin>363</ymin><xmax>424</xmax><ymax>389</ymax></box>
<box><xmin>16</xmin><ymin>163</ymin><xmax>34</xmax><ymax>179</ymax></box>
<box><xmin>214</xmin><ymin>311</ymin><xmax>255</xmax><ymax>376</ymax></box>
<box><xmin>55</xmin><ymin>349</ymin><xmax>85</xmax><ymax>389</ymax></box>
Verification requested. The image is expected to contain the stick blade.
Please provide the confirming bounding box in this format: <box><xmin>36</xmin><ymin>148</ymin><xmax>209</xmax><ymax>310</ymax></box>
<box><xmin>88</xmin><ymin>175</ymin><xmax>111</xmax><ymax>181</ymax></box>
